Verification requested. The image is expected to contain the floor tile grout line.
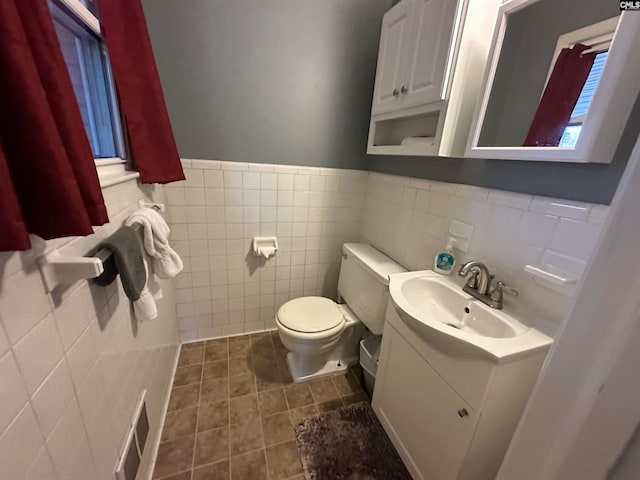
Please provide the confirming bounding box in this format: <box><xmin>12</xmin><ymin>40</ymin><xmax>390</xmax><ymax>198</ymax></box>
<box><xmin>226</xmin><ymin>337</ymin><xmax>232</xmax><ymax>478</ymax></box>
<box><xmin>189</xmin><ymin>344</ymin><xmax>206</xmax><ymax>480</ymax></box>
<box><xmin>251</xmin><ymin>335</ymin><xmax>272</xmax><ymax>480</ymax></box>
<box><xmin>283</xmin><ymin>384</ymin><xmax>295</xmax><ymax>437</ymax></box>
<box><xmin>273</xmin><ymin>345</ymin><xmax>304</xmax><ymax>478</ymax></box>
<box><xmin>155</xmin><ymin>466</ymin><xmax>193</xmax><ymax>480</ymax></box>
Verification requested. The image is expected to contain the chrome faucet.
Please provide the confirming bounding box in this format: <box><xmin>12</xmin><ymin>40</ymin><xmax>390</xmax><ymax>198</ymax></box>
<box><xmin>458</xmin><ymin>261</ymin><xmax>492</xmax><ymax>295</ymax></box>
<box><xmin>457</xmin><ymin>261</ymin><xmax>518</xmax><ymax>309</ymax></box>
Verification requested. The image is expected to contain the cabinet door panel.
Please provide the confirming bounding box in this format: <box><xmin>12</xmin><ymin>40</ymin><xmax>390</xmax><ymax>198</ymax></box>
<box><xmin>372</xmin><ymin>324</ymin><xmax>477</xmax><ymax>480</ymax></box>
<box><xmin>371</xmin><ymin>0</ymin><xmax>414</xmax><ymax>115</ymax></box>
<box><xmin>402</xmin><ymin>0</ymin><xmax>458</xmax><ymax>109</ymax></box>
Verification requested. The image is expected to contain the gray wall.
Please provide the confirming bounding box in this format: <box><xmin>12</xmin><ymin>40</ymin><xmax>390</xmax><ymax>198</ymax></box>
<box><xmin>478</xmin><ymin>0</ymin><xmax>619</xmax><ymax>146</ymax></box>
<box><xmin>143</xmin><ymin>0</ymin><xmax>637</xmax><ymax>205</ymax></box>
<box><xmin>368</xmin><ymin>92</ymin><xmax>639</xmax><ymax>205</ymax></box>
<box><xmin>142</xmin><ymin>0</ymin><xmax>393</xmax><ymax>170</ymax></box>
<box><xmin>367</xmin><ymin>0</ymin><xmax>638</xmax><ymax>205</ymax></box>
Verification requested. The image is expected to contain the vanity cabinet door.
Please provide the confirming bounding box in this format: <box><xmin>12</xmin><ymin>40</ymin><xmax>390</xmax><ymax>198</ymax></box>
<box><xmin>401</xmin><ymin>0</ymin><xmax>458</xmax><ymax>109</ymax></box>
<box><xmin>372</xmin><ymin>323</ymin><xmax>477</xmax><ymax>480</ymax></box>
<box><xmin>371</xmin><ymin>0</ymin><xmax>415</xmax><ymax>115</ymax></box>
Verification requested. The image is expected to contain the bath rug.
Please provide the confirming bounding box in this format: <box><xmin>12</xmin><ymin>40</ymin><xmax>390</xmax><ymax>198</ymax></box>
<box><xmin>295</xmin><ymin>401</ymin><xmax>412</xmax><ymax>480</ymax></box>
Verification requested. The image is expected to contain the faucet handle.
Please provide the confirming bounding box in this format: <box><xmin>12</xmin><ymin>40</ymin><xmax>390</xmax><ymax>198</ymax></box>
<box><xmin>489</xmin><ymin>281</ymin><xmax>519</xmax><ymax>304</ymax></box>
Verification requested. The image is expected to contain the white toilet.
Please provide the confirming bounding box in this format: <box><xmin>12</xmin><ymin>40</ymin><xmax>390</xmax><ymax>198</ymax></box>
<box><xmin>276</xmin><ymin>243</ymin><xmax>405</xmax><ymax>383</ymax></box>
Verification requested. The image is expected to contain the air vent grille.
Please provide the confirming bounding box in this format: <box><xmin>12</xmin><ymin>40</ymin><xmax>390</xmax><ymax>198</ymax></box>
<box><xmin>115</xmin><ymin>391</ymin><xmax>149</xmax><ymax>480</ymax></box>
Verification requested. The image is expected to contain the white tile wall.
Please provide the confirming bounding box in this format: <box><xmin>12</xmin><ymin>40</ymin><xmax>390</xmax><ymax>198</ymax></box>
<box><xmin>361</xmin><ymin>172</ymin><xmax>608</xmax><ymax>334</ymax></box>
<box><xmin>0</xmin><ymin>179</ymin><xmax>179</xmax><ymax>480</ymax></box>
<box><xmin>166</xmin><ymin>159</ymin><xmax>366</xmax><ymax>341</ymax></box>
<box><xmin>169</xmin><ymin>160</ymin><xmax>608</xmax><ymax>339</ymax></box>
<box><xmin>0</xmin><ymin>157</ymin><xmax>612</xmax><ymax>479</ymax></box>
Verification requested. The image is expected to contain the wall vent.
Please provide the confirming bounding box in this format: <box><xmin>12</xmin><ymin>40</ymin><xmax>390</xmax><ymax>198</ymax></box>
<box><xmin>115</xmin><ymin>391</ymin><xmax>149</xmax><ymax>480</ymax></box>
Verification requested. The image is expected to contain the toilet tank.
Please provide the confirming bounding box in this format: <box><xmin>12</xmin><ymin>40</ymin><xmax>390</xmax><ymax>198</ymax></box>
<box><xmin>338</xmin><ymin>244</ymin><xmax>406</xmax><ymax>335</ymax></box>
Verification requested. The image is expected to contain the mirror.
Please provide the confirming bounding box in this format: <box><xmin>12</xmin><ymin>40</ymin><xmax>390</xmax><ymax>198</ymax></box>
<box><xmin>466</xmin><ymin>0</ymin><xmax>640</xmax><ymax>163</ymax></box>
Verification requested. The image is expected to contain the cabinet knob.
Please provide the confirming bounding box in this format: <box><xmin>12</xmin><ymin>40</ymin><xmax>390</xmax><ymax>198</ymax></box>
<box><xmin>392</xmin><ymin>88</ymin><xmax>399</xmax><ymax>97</ymax></box>
<box><xmin>400</xmin><ymin>85</ymin><xmax>408</xmax><ymax>94</ymax></box>
<box><xmin>457</xmin><ymin>408</ymin><xmax>469</xmax><ymax>418</ymax></box>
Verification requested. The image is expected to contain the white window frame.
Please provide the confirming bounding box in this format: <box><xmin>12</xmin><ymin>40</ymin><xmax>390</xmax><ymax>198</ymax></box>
<box><xmin>543</xmin><ymin>16</ymin><xmax>618</xmax><ymax>91</ymax></box>
<box><xmin>543</xmin><ymin>18</ymin><xmax>617</xmax><ymax>149</ymax></box>
<box><xmin>54</xmin><ymin>0</ymin><xmax>139</xmax><ymax>187</ymax></box>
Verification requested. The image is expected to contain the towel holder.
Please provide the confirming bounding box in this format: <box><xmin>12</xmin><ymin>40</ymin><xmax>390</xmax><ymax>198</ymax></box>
<box><xmin>138</xmin><ymin>200</ymin><xmax>165</xmax><ymax>212</ymax></box>
<box><xmin>38</xmin><ymin>223</ymin><xmax>143</xmax><ymax>292</ymax></box>
<box><xmin>39</xmin><ymin>251</ymin><xmax>105</xmax><ymax>293</ymax></box>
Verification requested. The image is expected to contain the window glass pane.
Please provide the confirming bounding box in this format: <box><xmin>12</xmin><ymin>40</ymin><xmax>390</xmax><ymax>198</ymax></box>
<box><xmin>560</xmin><ymin>51</ymin><xmax>608</xmax><ymax>148</ymax></box>
<box><xmin>569</xmin><ymin>51</ymin><xmax>608</xmax><ymax>121</ymax></box>
<box><xmin>559</xmin><ymin>125</ymin><xmax>582</xmax><ymax>148</ymax></box>
<box><xmin>50</xmin><ymin>2</ymin><xmax>120</xmax><ymax>158</ymax></box>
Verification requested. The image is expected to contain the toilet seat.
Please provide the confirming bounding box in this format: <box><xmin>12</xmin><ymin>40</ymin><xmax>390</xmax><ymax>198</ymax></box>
<box><xmin>277</xmin><ymin>296</ymin><xmax>344</xmax><ymax>333</ymax></box>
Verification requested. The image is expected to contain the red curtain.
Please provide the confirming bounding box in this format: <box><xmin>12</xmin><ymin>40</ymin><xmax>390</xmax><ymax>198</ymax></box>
<box><xmin>0</xmin><ymin>0</ymin><xmax>108</xmax><ymax>252</ymax></box>
<box><xmin>98</xmin><ymin>0</ymin><xmax>185</xmax><ymax>184</ymax></box>
<box><xmin>524</xmin><ymin>44</ymin><xmax>596</xmax><ymax>147</ymax></box>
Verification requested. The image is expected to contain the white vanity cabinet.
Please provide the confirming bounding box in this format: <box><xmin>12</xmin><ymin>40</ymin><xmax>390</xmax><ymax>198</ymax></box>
<box><xmin>372</xmin><ymin>303</ymin><xmax>547</xmax><ymax>480</ymax></box>
<box><xmin>373</xmin><ymin>321</ymin><xmax>477</xmax><ymax>479</ymax></box>
<box><xmin>367</xmin><ymin>0</ymin><xmax>502</xmax><ymax>157</ymax></box>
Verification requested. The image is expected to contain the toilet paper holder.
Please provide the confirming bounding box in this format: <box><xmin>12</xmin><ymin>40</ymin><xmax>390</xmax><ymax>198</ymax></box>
<box><xmin>252</xmin><ymin>236</ymin><xmax>278</xmax><ymax>259</ymax></box>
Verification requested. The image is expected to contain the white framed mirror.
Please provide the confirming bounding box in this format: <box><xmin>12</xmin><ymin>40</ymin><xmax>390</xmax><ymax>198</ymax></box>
<box><xmin>465</xmin><ymin>0</ymin><xmax>640</xmax><ymax>163</ymax></box>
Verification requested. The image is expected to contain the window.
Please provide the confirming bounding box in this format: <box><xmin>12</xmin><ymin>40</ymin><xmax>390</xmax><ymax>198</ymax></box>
<box><xmin>545</xmin><ymin>16</ymin><xmax>618</xmax><ymax>149</ymax></box>
<box><xmin>558</xmin><ymin>51</ymin><xmax>608</xmax><ymax>148</ymax></box>
<box><xmin>48</xmin><ymin>0</ymin><xmax>124</xmax><ymax>160</ymax></box>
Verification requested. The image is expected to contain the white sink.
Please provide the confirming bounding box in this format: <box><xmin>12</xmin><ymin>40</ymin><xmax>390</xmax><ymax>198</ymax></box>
<box><xmin>389</xmin><ymin>270</ymin><xmax>552</xmax><ymax>363</ymax></box>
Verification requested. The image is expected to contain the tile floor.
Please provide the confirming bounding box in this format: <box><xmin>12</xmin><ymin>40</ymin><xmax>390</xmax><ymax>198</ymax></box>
<box><xmin>153</xmin><ymin>331</ymin><xmax>368</xmax><ymax>480</ymax></box>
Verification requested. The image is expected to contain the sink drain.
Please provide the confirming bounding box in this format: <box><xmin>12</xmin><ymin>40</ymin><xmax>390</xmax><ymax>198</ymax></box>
<box><xmin>446</xmin><ymin>323</ymin><xmax>460</xmax><ymax>329</ymax></box>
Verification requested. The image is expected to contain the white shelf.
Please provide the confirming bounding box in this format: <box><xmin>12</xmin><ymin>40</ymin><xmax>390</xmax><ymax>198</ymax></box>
<box><xmin>524</xmin><ymin>264</ymin><xmax>579</xmax><ymax>286</ymax></box>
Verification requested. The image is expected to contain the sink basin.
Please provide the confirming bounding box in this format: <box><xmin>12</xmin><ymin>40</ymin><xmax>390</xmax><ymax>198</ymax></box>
<box><xmin>389</xmin><ymin>271</ymin><xmax>552</xmax><ymax>363</ymax></box>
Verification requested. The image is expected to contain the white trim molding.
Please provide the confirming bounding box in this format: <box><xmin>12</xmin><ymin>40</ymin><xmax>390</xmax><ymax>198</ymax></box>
<box><xmin>55</xmin><ymin>0</ymin><xmax>100</xmax><ymax>35</ymax></box>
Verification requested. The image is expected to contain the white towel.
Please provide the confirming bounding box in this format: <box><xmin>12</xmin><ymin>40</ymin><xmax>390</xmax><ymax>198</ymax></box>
<box><xmin>126</xmin><ymin>207</ymin><xmax>184</xmax><ymax>279</ymax></box>
<box><xmin>400</xmin><ymin>136</ymin><xmax>435</xmax><ymax>146</ymax></box>
<box><xmin>133</xmin><ymin>258</ymin><xmax>158</xmax><ymax>321</ymax></box>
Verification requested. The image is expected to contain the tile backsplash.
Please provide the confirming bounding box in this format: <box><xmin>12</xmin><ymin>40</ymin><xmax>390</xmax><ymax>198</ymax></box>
<box><xmin>166</xmin><ymin>159</ymin><xmax>366</xmax><ymax>342</ymax></box>
<box><xmin>0</xmin><ymin>179</ymin><xmax>179</xmax><ymax>480</ymax></box>
<box><xmin>362</xmin><ymin>172</ymin><xmax>607</xmax><ymax>334</ymax></box>
<box><xmin>168</xmin><ymin>160</ymin><xmax>607</xmax><ymax>340</ymax></box>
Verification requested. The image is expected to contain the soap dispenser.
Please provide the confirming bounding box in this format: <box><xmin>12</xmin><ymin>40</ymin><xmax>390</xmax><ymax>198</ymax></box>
<box><xmin>434</xmin><ymin>237</ymin><xmax>457</xmax><ymax>275</ymax></box>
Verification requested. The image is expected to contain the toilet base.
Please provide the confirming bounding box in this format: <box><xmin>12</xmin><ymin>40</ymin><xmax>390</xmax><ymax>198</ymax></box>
<box><xmin>286</xmin><ymin>351</ymin><xmax>358</xmax><ymax>383</ymax></box>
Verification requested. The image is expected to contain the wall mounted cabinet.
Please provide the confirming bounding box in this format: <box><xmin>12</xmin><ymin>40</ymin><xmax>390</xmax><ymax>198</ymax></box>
<box><xmin>370</xmin><ymin>0</ymin><xmax>415</xmax><ymax>116</ymax></box>
<box><xmin>370</xmin><ymin>0</ymin><xmax>457</xmax><ymax>116</ymax></box>
<box><xmin>367</xmin><ymin>0</ymin><xmax>501</xmax><ymax>157</ymax></box>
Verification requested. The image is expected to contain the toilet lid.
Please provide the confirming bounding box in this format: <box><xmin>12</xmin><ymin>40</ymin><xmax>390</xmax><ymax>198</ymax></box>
<box><xmin>277</xmin><ymin>297</ymin><xmax>344</xmax><ymax>333</ymax></box>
